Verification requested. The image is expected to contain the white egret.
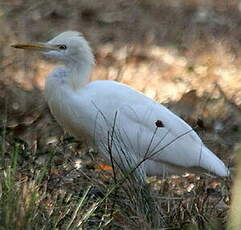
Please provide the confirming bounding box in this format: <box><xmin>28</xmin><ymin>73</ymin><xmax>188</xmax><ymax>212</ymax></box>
<box><xmin>12</xmin><ymin>31</ymin><xmax>229</xmax><ymax>177</ymax></box>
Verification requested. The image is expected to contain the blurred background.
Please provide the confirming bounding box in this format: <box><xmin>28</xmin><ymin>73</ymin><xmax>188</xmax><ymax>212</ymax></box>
<box><xmin>1</xmin><ymin>0</ymin><xmax>241</xmax><ymax>228</ymax></box>
<box><xmin>1</xmin><ymin>0</ymin><xmax>241</xmax><ymax>162</ymax></box>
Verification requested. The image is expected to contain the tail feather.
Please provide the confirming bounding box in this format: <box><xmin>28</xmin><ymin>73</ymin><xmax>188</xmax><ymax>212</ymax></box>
<box><xmin>200</xmin><ymin>146</ymin><xmax>229</xmax><ymax>177</ymax></box>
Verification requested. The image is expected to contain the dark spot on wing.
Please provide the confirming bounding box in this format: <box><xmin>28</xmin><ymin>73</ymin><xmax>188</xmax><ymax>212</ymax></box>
<box><xmin>155</xmin><ymin>120</ymin><xmax>164</xmax><ymax>128</ymax></box>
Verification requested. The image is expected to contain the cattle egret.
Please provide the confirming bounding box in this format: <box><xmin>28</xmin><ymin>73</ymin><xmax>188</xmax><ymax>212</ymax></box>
<box><xmin>12</xmin><ymin>31</ymin><xmax>229</xmax><ymax>177</ymax></box>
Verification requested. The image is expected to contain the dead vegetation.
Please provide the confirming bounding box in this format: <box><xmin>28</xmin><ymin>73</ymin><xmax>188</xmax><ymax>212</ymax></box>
<box><xmin>1</xmin><ymin>0</ymin><xmax>241</xmax><ymax>229</ymax></box>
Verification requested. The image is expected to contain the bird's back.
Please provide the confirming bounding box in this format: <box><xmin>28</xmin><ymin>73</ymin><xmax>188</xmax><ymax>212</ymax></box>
<box><xmin>47</xmin><ymin>79</ymin><xmax>229</xmax><ymax>177</ymax></box>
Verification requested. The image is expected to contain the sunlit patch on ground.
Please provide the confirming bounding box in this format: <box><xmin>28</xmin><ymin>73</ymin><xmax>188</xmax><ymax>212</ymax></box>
<box><xmin>0</xmin><ymin>0</ymin><xmax>240</xmax><ymax>228</ymax></box>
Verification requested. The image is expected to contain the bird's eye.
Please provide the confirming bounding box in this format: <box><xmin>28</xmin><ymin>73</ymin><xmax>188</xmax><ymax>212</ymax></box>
<box><xmin>58</xmin><ymin>45</ymin><xmax>67</xmax><ymax>50</ymax></box>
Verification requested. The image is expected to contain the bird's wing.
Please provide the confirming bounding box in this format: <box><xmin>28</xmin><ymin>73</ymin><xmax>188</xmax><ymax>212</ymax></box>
<box><xmin>77</xmin><ymin>80</ymin><xmax>228</xmax><ymax>176</ymax></box>
<box><xmin>115</xmin><ymin>102</ymin><xmax>228</xmax><ymax>176</ymax></box>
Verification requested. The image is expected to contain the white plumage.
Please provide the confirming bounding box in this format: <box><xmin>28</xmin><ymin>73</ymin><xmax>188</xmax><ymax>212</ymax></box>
<box><xmin>12</xmin><ymin>31</ymin><xmax>229</xmax><ymax>177</ymax></box>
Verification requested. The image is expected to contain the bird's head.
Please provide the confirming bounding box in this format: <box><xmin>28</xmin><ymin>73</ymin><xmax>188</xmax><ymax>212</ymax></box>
<box><xmin>12</xmin><ymin>31</ymin><xmax>95</xmax><ymax>66</ymax></box>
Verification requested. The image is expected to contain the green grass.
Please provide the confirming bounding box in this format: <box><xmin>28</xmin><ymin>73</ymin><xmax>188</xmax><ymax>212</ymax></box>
<box><xmin>0</xmin><ymin>130</ymin><xmax>155</xmax><ymax>229</ymax></box>
<box><xmin>0</xmin><ymin>127</ymin><xmax>232</xmax><ymax>230</ymax></box>
<box><xmin>0</xmin><ymin>134</ymin><xmax>101</xmax><ymax>230</ymax></box>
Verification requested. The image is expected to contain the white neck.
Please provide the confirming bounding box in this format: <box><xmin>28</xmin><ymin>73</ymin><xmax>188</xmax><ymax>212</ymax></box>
<box><xmin>66</xmin><ymin>60</ymin><xmax>93</xmax><ymax>90</ymax></box>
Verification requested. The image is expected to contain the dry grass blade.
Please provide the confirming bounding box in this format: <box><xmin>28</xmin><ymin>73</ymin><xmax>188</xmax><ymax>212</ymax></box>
<box><xmin>66</xmin><ymin>186</ymin><xmax>92</xmax><ymax>230</ymax></box>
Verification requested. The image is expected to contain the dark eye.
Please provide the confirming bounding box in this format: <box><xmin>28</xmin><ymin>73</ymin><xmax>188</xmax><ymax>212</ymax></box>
<box><xmin>58</xmin><ymin>45</ymin><xmax>67</xmax><ymax>50</ymax></box>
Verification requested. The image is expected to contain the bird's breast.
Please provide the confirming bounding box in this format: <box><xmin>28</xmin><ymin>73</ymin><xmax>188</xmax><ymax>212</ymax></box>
<box><xmin>45</xmin><ymin>82</ymin><xmax>92</xmax><ymax>142</ymax></box>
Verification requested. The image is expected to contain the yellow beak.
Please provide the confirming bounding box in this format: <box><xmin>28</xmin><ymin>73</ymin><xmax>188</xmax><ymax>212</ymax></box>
<box><xmin>11</xmin><ymin>43</ymin><xmax>59</xmax><ymax>51</ymax></box>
